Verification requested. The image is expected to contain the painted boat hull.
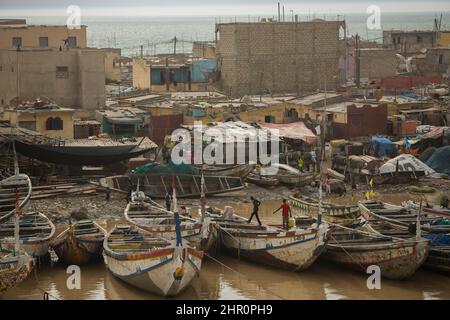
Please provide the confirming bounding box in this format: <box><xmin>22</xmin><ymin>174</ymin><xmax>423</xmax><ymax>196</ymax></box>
<box><xmin>325</xmin><ymin>241</ymin><xmax>429</xmax><ymax>280</ymax></box>
<box><xmin>52</xmin><ymin>237</ymin><xmax>104</xmax><ymax>265</ymax></box>
<box><xmin>0</xmin><ymin>213</ymin><xmax>55</xmax><ymax>258</ymax></box>
<box><xmin>51</xmin><ymin>222</ymin><xmax>105</xmax><ymax>265</ymax></box>
<box><xmin>0</xmin><ymin>174</ymin><xmax>32</xmax><ymax>223</ymax></box>
<box><xmin>129</xmin><ymin>220</ymin><xmax>218</xmax><ymax>253</ymax></box>
<box><xmin>0</xmin><ymin>254</ymin><xmax>34</xmax><ymax>294</ymax></box>
<box><xmin>246</xmin><ymin>173</ymin><xmax>279</xmax><ymax>187</ymax></box>
<box><xmin>14</xmin><ymin>140</ymin><xmax>152</xmax><ymax>166</ymax></box>
<box><xmin>289</xmin><ymin>196</ymin><xmax>360</xmax><ymax>226</ymax></box>
<box><xmin>424</xmin><ymin>247</ymin><xmax>450</xmax><ymax>274</ymax></box>
<box><xmin>197</xmin><ymin>165</ymin><xmax>256</xmax><ymax>178</ymax></box>
<box><xmin>101</xmin><ymin>174</ymin><xmax>244</xmax><ymax>199</ymax></box>
<box><xmin>220</xmin><ymin>224</ymin><xmax>328</xmax><ymax>271</ymax></box>
<box><xmin>105</xmin><ymin>247</ymin><xmax>202</xmax><ymax>297</ymax></box>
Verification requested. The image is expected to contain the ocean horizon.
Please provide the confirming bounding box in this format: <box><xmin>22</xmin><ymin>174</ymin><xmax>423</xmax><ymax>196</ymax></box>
<box><xmin>2</xmin><ymin>12</ymin><xmax>450</xmax><ymax>56</ymax></box>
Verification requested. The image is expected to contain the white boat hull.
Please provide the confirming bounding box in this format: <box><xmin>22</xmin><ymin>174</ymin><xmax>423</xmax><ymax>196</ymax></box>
<box><xmin>105</xmin><ymin>247</ymin><xmax>202</xmax><ymax>297</ymax></box>
<box><xmin>221</xmin><ymin>224</ymin><xmax>328</xmax><ymax>271</ymax></box>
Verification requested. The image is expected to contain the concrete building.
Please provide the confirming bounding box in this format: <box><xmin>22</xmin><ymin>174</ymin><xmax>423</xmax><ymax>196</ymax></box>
<box><xmin>216</xmin><ymin>19</ymin><xmax>346</xmax><ymax>97</ymax></box>
<box><xmin>192</xmin><ymin>41</ymin><xmax>216</xmax><ymax>59</ymax></box>
<box><xmin>0</xmin><ymin>99</ymin><xmax>75</xmax><ymax>139</ymax></box>
<box><xmin>285</xmin><ymin>92</ymin><xmax>345</xmax><ymax>121</ymax></box>
<box><xmin>383</xmin><ymin>30</ymin><xmax>437</xmax><ymax>54</ymax></box>
<box><xmin>0</xmin><ymin>19</ymin><xmax>87</xmax><ymax>49</ymax></box>
<box><xmin>96</xmin><ymin>107</ymin><xmax>149</xmax><ymax>138</ymax></box>
<box><xmin>133</xmin><ymin>55</ymin><xmax>218</xmax><ymax>92</ymax></box>
<box><xmin>326</xmin><ymin>102</ymin><xmax>388</xmax><ymax>139</ymax></box>
<box><xmin>102</xmin><ymin>48</ymin><xmax>122</xmax><ymax>83</ymax></box>
<box><xmin>438</xmin><ymin>31</ymin><xmax>450</xmax><ymax>47</ymax></box>
<box><xmin>415</xmin><ymin>47</ymin><xmax>450</xmax><ymax>77</ymax></box>
<box><xmin>0</xmin><ymin>48</ymin><xmax>106</xmax><ymax>110</ymax></box>
<box><xmin>359</xmin><ymin>48</ymin><xmax>398</xmax><ymax>80</ymax></box>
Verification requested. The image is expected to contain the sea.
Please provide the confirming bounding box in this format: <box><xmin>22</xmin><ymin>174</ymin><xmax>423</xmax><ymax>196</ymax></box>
<box><xmin>3</xmin><ymin>12</ymin><xmax>450</xmax><ymax>57</ymax></box>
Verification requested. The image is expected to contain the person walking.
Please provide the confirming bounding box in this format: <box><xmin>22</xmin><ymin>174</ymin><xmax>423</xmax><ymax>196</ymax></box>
<box><xmin>325</xmin><ymin>175</ymin><xmax>332</xmax><ymax>195</ymax></box>
<box><xmin>248</xmin><ymin>196</ymin><xmax>262</xmax><ymax>226</ymax></box>
<box><xmin>273</xmin><ymin>199</ymin><xmax>292</xmax><ymax>230</ymax></box>
<box><xmin>105</xmin><ymin>187</ymin><xmax>111</xmax><ymax>201</ymax></box>
<box><xmin>126</xmin><ymin>184</ymin><xmax>133</xmax><ymax>203</ymax></box>
<box><xmin>165</xmin><ymin>191</ymin><xmax>172</xmax><ymax>211</ymax></box>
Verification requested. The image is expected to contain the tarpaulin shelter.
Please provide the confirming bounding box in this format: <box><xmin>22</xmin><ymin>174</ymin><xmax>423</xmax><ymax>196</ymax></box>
<box><xmin>426</xmin><ymin>146</ymin><xmax>450</xmax><ymax>175</ymax></box>
<box><xmin>257</xmin><ymin>121</ymin><xmax>317</xmax><ymax>144</ymax></box>
<box><xmin>379</xmin><ymin>154</ymin><xmax>436</xmax><ymax>176</ymax></box>
<box><xmin>421</xmin><ymin>126</ymin><xmax>449</xmax><ymax>140</ymax></box>
<box><xmin>370</xmin><ymin>136</ymin><xmax>396</xmax><ymax>158</ymax></box>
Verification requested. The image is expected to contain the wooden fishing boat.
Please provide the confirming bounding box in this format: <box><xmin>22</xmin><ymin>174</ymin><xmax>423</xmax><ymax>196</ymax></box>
<box><xmin>359</xmin><ymin>201</ymin><xmax>450</xmax><ymax>234</ymax></box>
<box><xmin>402</xmin><ymin>201</ymin><xmax>450</xmax><ymax>219</ymax></box>
<box><xmin>0</xmin><ymin>174</ymin><xmax>32</xmax><ymax>223</ymax></box>
<box><xmin>207</xmin><ymin>208</ymin><xmax>328</xmax><ymax>271</ymax></box>
<box><xmin>289</xmin><ymin>196</ymin><xmax>361</xmax><ymax>226</ymax></box>
<box><xmin>261</xmin><ymin>163</ymin><xmax>317</xmax><ymax>187</ymax></box>
<box><xmin>124</xmin><ymin>192</ymin><xmax>217</xmax><ymax>252</ymax></box>
<box><xmin>104</xmin><ymin>224</ymin><xmax>203</xmax><ymax>297</ymax></box>
<box><xmin>0</xmin><ymin>212</ymin><xmax>55</xmax><ymax>257</ymax></box>
<box><xmin>195</xmin><ymin>164</ymin><xmax>255</xmax><ymax>178</ymax></box>
<box><xmin>425</xmin><ymin>246</ymin><xmax>450</xmax><ymax>274</ymax></box>
<box><xmin>325</xmin><ymin>225</ymin><xmax>429</xmax><ymax>280</ymax></box>
<box><xmin>0</xmin><ymin>249</ymin><xmax>34</xmax><ymax>295</ymax></box>
<box><xmin>51</xmin><ymin>220</ymin><xmax>106</xmax><ymax>265</ymax></box>
<box><xmin>1</xmin><ymin>126</ymin><xmax>157</xmax><ymax>166</ymax></box>
<box><xmin>100</xmin><ymin>173</ymin><xmax>244</xmax><ymax>198</ymax></box>
<box><xmin>358</xmin><ymin>201</ymin><xmax>448</xmax><ymax>274</ymax></box>
<box><xmin>245</xmin><ymin>172</ymin><xmax>279</xmax><ymax>187</ymax></box>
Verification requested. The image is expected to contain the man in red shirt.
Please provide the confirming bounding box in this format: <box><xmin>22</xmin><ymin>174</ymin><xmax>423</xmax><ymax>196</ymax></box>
<box><xmin>273</xmin><ymin>199</ymin><xmax>292</xmax><ymax>230</ymax></box>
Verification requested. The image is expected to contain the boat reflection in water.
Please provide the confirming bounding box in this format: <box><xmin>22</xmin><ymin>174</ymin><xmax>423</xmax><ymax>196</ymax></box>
<box><xmin>3</xmin><ymin>251</ymin><xmax>450</xmax><ymax>300</ymax></box>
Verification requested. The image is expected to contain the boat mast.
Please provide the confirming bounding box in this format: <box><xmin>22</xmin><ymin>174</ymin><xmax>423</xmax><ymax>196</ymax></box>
<box><xmin>172</xmin><ymin>177</ymin><xmax>182</xmax><ymax>246</ymax></box>
<box><xmin>317</xmin><ymin>77</ymin><xmax>328</xmax><ymax>226</ymax></box>
<box><xmin>416</xmin><ymin>199</ymin><xmax>422</xmax><ymax>241</ymax></box>
<box><xmin>12</xmin><ymin>141</ymin><xmax>20</xmax><ymax>256</ymax></box>
<box><xmin>200</xmin><ymin>171</ymin><xmax>206</xmax><ymax>223</ymax></box>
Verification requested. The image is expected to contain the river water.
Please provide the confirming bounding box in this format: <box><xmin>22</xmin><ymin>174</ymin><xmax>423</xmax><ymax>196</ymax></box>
<box><xmin>3</xmin><ymin>197</ymin><xmax>450</xmax><ymax>300</ymax></box>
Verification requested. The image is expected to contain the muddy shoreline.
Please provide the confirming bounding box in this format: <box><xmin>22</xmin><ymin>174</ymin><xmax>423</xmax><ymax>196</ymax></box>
<box><xmin>31</xmin><ymin>178</ymin><xmax>450</xmax><ymax>225</ymax></box>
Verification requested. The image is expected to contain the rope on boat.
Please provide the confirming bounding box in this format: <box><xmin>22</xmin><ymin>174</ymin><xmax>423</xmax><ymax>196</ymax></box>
<box><xmin>216</xmin><ymin>225</ymin><xmax>241</xmax><ymax>260</ymax></box>
<box><xmin>329</xmin><ymin>234</ymin><xmax>366</xmax><ymax>272</ymax></box>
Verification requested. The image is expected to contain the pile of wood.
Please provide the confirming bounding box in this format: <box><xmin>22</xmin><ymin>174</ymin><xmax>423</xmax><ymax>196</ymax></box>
<box><xmin>31</xmin><ymin>183</ymin><xmax>100</xmax><ymax>200</ymax></box>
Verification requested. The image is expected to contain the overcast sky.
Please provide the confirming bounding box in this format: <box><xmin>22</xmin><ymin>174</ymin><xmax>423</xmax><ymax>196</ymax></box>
<box><xmin>1</xmin><ymin>0</ymin><xmax>450</xmax><ymax>16</ymax></box>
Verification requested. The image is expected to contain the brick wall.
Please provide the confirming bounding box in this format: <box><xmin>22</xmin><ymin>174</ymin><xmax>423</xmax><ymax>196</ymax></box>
<box><xmin>217</xmin><ymin>21</ymin><xmax>345</xmax><ymax>97</ymax></box>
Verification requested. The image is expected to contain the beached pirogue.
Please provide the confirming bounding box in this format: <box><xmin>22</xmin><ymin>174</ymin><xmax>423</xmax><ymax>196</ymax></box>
<box><xmin>51</xmin><ymin>220</ymin><xmax>106</xmax><ymax>265</ymax></box>
<box><xmin>358</xmin><ymin>201</ymin><xmax>450</xmax><ymax>274</ymax></box>
<box><xmin>0</xmin><ymin>173</ymin><xmax>32</xmax><ymax>223</ymax></box>
<box><xmin>0</xmin><ymin>212</ymin><xmax>55</xmax><ymax>258</ymax></box>
<box><xmin>103</xmin><ymin>224</ymin><xmax>203</xmax><ymax>296</ymax></box>
<box><xmin>289</xmin><ymin>196</ymin><xmax>361</xmax><ymax>227</ymax></box>
<box><xmin>325</xmin><ymin>225</ymin><xmax>429</xmax><ymax>280</ymax></box>
<box><xmin>0</xmin><ymin>247</ymin><xmax>34</xmax><ymax>296</ymax></box>
<box><xmin>0</xmin><ymin>173</ymin><xmax>34</xmax><ymax>295</ymax></box>
<box><xmin>124</xmin><ymin>191</ymin><xmax>217</xmax><ymax>252</ymax></box>
<box><xmin>206</xmin><ymin>207</ymin><xmax>328</xmax><ymax>271</ymax></box>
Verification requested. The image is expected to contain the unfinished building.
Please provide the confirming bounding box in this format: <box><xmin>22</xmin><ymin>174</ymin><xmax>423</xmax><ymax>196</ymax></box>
<box><xmin>216</xmin><ymin>19</ymin><xmax>346</xmax><ymax>97</ymax></box>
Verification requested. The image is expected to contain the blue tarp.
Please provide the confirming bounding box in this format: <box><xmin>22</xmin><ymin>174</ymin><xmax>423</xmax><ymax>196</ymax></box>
<box><xmin>426</xmin><ymin>146</ymin><xmax>450</xmax><ymax>175</ymax></box>
<box><xmin>425</xmin><ymin>233</ymin><xmax>450</xmax><ymax>246</ymax></box>
<box><xmin>371</xmin><ymin>136</ymin><xmax>395</xmax><ymax>158</ymax></box>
